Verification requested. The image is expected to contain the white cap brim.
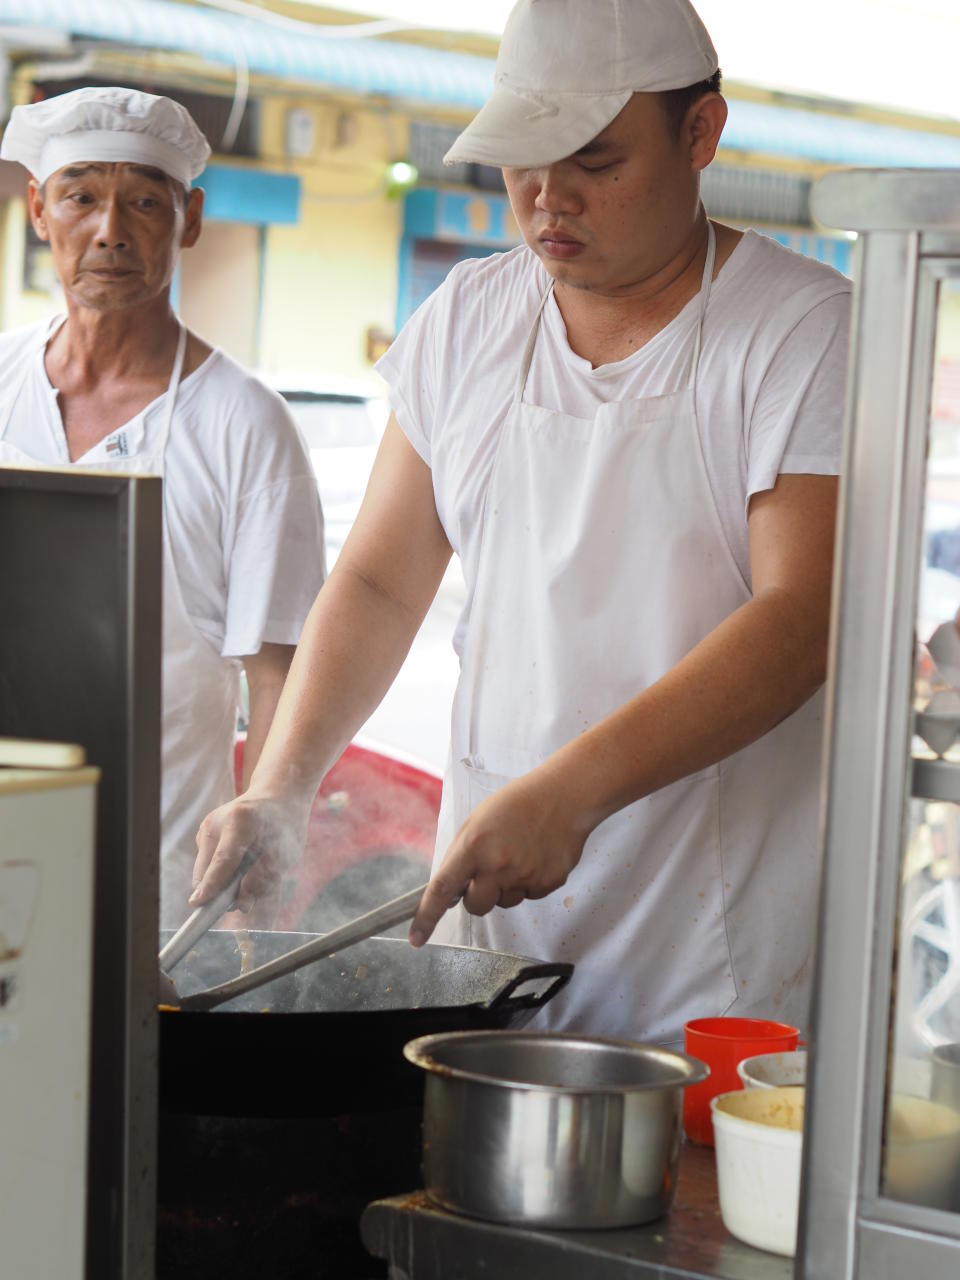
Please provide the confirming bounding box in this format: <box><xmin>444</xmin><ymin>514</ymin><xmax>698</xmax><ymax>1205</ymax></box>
<box><xmin>444</xmin><ymin>85</ymin><xmax>632</xmax><ymax>169</ymax></box>
<box><xmin>38</xmin><ymin>130</ymin><xmax>197</xmax><ymax>188</ymax></box>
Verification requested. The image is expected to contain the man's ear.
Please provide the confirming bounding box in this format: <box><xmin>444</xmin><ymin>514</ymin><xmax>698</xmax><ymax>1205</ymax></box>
<box><xmin>26</xmin><ymin>178</ymin><xmax>50</xmax><ymax>242</ymax></box>
<box><xmin>687</xmin><ymin>93</ymin><xmax>727</xmax><ymax>173</ymax></box>
<box><xmin>181</xmin><ymin>185</ymin><xmax>204</xmax><ymax>249</ymax></box>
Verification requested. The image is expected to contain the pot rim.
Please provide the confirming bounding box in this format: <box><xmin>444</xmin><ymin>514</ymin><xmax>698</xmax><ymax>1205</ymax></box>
<box><xmin>403</xmin><ymin>1029</ymin><xmax>709</xmax><ymax>1095</ymax></box>
<box><xmin>737</xmin><ymin>1048</ymin><xmax>808</xmax><ymax>1086</ymax></box>
<box><xmin>932</xmin><ymin>1042</ymin><xmax>960</xmax><ymax>1068</ymax></box>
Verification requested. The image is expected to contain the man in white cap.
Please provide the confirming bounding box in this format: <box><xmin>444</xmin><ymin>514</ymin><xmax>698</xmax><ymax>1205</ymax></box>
<box><xmin>0</xmin><ymin>87</ymin><xmax>326</xmax><ymax>928</ymax></box>
<box><xmin>192</xmin><ymin>0</ymin><xmax>850</xmax><ymax>1041</ymax></box>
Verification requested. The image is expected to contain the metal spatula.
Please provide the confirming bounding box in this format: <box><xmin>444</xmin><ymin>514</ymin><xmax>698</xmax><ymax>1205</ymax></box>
<box><xmin>172</xmin><ymin>881</ymin><xmax>430</xmax><ymax>1012</ymax></box>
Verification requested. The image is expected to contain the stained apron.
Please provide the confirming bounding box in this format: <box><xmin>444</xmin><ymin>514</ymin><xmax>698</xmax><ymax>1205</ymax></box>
<box><xmin>430</xmin><ymin>222</ymin><xmax>823</xmax><ymax>1041</ymax></box>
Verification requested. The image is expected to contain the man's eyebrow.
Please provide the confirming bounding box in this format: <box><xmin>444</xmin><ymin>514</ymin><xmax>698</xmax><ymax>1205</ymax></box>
<box><xmin>127</xmin><ymin>165</ymin><xmax>169</xmax><ymax>185</ymax></box>
<box><xmin>57</xmin><ymin>163</ymin><xmax>168</xmax><ymax>185</ymax></box>
<box><xmin>59</xmin><ymin>164</ymin><xmax>102</xmax><ymax>179</ymax></box>
<box><xmin>573</xmin><ymin>138</ymin><xmax>619</xmax><ymax>157</ymax></box>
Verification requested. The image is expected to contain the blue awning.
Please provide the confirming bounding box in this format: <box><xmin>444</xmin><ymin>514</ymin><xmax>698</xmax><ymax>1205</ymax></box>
<box><xmin>2</xmin><ymin>0</ymin><xmax>960</xmax><ymax>169</ymax></box>
<box><xmin>0</xmin><ymin>0</ymin><xmax>495</xmax><ymax>110</ymax></box>
<box><xmin>725</xmin><ymin>98</ymin><xmax>960</xmax><ymax>169</ymax></box>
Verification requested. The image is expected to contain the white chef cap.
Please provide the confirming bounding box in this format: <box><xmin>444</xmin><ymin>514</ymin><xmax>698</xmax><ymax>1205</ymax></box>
<box><xmin>0</xmin><ymin>86</ymin><xmax>211</xmax><ymax>187</ymax></box>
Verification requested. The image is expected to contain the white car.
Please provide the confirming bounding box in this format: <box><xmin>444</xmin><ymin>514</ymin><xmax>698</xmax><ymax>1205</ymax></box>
<box><xmin>267</xmin><ymin>374</ymin><xmax>390</xmax><ymax>566</ymax></box>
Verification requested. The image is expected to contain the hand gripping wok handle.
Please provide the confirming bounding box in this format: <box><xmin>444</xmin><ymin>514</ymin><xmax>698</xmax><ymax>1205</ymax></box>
<box><xmin>158</xmin><ymin>848</ymin><xmax>260</xmax><ymax>974</ymax></box>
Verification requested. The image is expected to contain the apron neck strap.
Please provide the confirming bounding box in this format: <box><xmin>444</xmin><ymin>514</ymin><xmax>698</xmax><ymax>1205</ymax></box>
<box><xmin>157</xmin><ymin>321</ymin><xmax>187</xmax><ymax>453</ymax></box>
<box><xmin>516</xmin><ymin>213</ymin><xmax>718</xmax><ymax>402</ymax></box>
<box><xmin>687</xmin><ymin>217</ymin><xmax>716</xmax><ymax>389</ymax></box>
<box><xmin>515</xmin><ymin>280</ymin><xmax>553</xmax><ymax>399</ymax></box>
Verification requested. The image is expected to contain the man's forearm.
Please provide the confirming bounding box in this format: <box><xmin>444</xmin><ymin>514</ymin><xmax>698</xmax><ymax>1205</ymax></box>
<box><xmin>541</xmin><ymin>585</ymin><xmax>829</xmax><ymax>838</ymax></box>
<box><xmin>241</xmin><ymin>643</ymin><xmax>295</xmax><ymax>792</ymax></box>
<box><xmin>245</xmin><ymin>558</ymin><xmax>439</xmax><ymax>802</ymax></box>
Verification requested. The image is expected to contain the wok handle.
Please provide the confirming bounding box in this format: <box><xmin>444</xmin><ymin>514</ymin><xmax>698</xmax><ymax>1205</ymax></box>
<box><xmin>485</xmin><ymin>962</ymin><xmax>573</xmax><ymax>1011</ymax></box>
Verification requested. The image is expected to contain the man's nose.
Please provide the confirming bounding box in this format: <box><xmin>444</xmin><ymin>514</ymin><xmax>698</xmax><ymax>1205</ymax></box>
<box><xmin>533</xmin><ymin>166</ymin><xmax>582</xmax><ymax>215</ymax></box>
<box><xmin>95</xmin><ymin>198</ymin><xmax>129</xmax><ymax>249</ymax></box>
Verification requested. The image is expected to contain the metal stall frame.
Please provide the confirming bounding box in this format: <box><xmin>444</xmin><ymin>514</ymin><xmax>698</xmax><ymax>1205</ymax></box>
<box><xmin>801</xmin><ymin>170</ymin><xmax>960</xmax><ymax>1280</ymax></box>
<box><xmin>0</xmin><ymin>469</ymin><xmax>162</xmax><ymax>1278</ymax></box>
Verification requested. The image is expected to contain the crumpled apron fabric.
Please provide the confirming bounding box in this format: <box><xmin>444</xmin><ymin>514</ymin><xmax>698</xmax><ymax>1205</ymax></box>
<box><xmin>431</xmin><ymin>223</ymin><xmax>824</xmax><ymax>1043</ymax></box>
<box><xmin>0</xmin><ymin>320</ymin><xmax>239</xmax><ymax>928</ymax></box>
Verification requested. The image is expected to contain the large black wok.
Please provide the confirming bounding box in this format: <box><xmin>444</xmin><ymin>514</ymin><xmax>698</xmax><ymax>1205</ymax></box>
<box><xmin>156</xmin><ymin>930</ymin><xmax>571</xmax><ymax>1280</ymax></box>
<box><xmin>159</xmin><ymin>929</ymin><xmax>571</xmax><ymax>1115</ymax></box>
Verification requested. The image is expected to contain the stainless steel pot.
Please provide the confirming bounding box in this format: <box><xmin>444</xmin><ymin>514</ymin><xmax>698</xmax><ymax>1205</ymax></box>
<box><xmin>403</xmin><ymin>1030</ymin><xmax>708</xmax><ymax>1229</ymax></box>
<box><xmin>932</xmin><ymin>1042</ymin><xmax>960</xmax><ymax>1112</ymax></box>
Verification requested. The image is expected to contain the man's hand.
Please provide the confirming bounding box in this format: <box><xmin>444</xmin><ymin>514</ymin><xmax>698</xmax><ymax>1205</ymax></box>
<box><xmin>189</xmin><ymin>790</ymin><xmax>310</xmax><ymax>924</ymax></box>
<box><xmin>409</xmin><ymin>769</ymin><xmax>589</xmax><ymax>946</ymax></box>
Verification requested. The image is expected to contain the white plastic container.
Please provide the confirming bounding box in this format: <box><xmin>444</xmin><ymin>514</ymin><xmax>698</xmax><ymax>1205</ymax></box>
<box><xmin>711</xmin><ymin>1086</ymin><xmax>805</xmax><ymax>1257</ymax></box>
<box><xmin>885</xmin><ymin>1094</ymin><xmax>960</xmax><ymax>1211</ymax></box>
<box><xmin>737</xmin><ymin>1049</ymin><xmax>807</xmax><ymax>1090</ymax></box>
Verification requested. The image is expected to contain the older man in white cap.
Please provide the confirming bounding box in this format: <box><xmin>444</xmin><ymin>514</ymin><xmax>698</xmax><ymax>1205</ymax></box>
<box><xmin>0</xmin><ymin>87</ymin><xmax>326</xmax><ymax>927</ymax></box>
<box><xmin>192</xmin><ymin>0</ymin><xmax>850</xmax><ymax>1042</ymax></box>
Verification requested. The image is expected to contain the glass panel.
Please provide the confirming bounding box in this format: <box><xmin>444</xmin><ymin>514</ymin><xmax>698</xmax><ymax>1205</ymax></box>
<box><xmin>887</xmin><ymin>276</ymin><xmax>960</xmax><ymax>1211</ymax></box>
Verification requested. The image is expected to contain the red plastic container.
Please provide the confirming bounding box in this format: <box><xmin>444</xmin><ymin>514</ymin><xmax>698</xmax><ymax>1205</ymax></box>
<box><xmin>682</xmin><ymin>1016</ymin><xmax>800</xmax><ymax>1146</ymax></box>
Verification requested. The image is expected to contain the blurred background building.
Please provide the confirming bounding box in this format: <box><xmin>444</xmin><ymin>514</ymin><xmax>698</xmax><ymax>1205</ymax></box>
<box><xmin>2</xmin><ymin>0</ymin><xmax>960</xmax><ymax>392</ymax></box>
<box><xmin>4</xmin><ymin>0</ymin><xmax>960</xmax><ymax>768</ymax></box>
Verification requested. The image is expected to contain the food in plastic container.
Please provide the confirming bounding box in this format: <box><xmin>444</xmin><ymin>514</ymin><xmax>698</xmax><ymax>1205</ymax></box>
<box><xmin>711</xmin><ymin>1086</ymin><xmax>804</xmax><ymax>1257</ymax></box>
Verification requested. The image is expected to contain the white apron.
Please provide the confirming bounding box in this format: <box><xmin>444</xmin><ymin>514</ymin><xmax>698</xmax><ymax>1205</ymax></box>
<box><xmin>0</xmin><ymin>321</ymin><xmax>240</xmax><ymax>928</ymax></box>
<box><xmin>432</xmin><ymin>223</ymin><xmax>824</xmax><ymax>1043</ymax></box>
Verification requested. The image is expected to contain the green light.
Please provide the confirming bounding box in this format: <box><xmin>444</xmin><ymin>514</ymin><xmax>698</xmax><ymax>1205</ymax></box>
<box><xmin>388</xmin><ymin>161</ymin><xmax>416</xmax><ymax>185</ymax></box>
<box><xmin>385</xmin><ymin>160</ymin><xmax>418</xmax><ymax>195</ymax></box>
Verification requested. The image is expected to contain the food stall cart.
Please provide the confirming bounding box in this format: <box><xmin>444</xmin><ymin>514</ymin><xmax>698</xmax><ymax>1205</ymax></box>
<box><xmin>0</xmin><ymin>470</ymin><xmax>162</xmax><ymax>1280</ymax></box>
<box><xmin>360</xmin><ymin>169</ymin><xmax>960</xmax><ymax>1279</ymax></box>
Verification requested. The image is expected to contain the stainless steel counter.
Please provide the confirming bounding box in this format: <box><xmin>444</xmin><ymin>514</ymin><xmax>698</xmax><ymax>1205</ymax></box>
<box><xmin>360</xmin><ymin>1144</ymin><xmax>790</xmax><ymax>1280</ymax></box>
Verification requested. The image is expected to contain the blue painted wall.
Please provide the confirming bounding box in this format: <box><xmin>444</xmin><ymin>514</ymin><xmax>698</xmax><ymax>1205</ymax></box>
<box><xmin>196</xmin><ymin>164</ymin><xmax>300</xmax><ymax>226</ymax></box>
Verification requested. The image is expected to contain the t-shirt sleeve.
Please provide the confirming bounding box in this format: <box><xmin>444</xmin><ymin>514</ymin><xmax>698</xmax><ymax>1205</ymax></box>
<box><xmin>220</xmin><ymin>393</ymin><xmax>327</xmax><ymax>658</ymax></box>
<box><xmin>376</xmin><ymin>280</ymin><xmax>448</xmax><ymax>468</ymax></box>
<box><xmin>745</xmin><ymin>290</ymin><xmax>851</xmax><ymax>508</ymax></box>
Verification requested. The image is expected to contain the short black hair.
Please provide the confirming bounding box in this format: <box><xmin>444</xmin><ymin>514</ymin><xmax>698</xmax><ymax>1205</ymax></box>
<box><xmin>659</xmin><ymin>69</ymin><xmax>723</xmax><ymax>137</ymax></box>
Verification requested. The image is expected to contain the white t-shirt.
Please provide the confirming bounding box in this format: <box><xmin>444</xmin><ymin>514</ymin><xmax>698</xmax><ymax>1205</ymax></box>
<box><xmin>0</xmin><ymin>324</ymin><xmax>326</xmax><ymax>658</ymax></box>
<box><xmin>378</xmin><ymin>230</ymin><xmax>851</xmax><ymax>656</ymax></box>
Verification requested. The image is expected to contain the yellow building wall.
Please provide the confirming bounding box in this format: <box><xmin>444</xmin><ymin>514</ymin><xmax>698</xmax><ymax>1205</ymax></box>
<box><xmin>0</xmin><ymin>71</ymin><xmax>64</xmax><ymax>334</ymax></box>
<box><xmin>1</xmin><ymin>197</ymin><xmax>64</xmax><ymax>332</ymax></box>
<box><xmin>255</xmin><ymin>98</ymin><xmax>408</xmax><ymax>394</ymax></box>
<box><xmin>179</xmin><ymin>220</ymin><xmax>261</xmax><ymax>368</ymax></box>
